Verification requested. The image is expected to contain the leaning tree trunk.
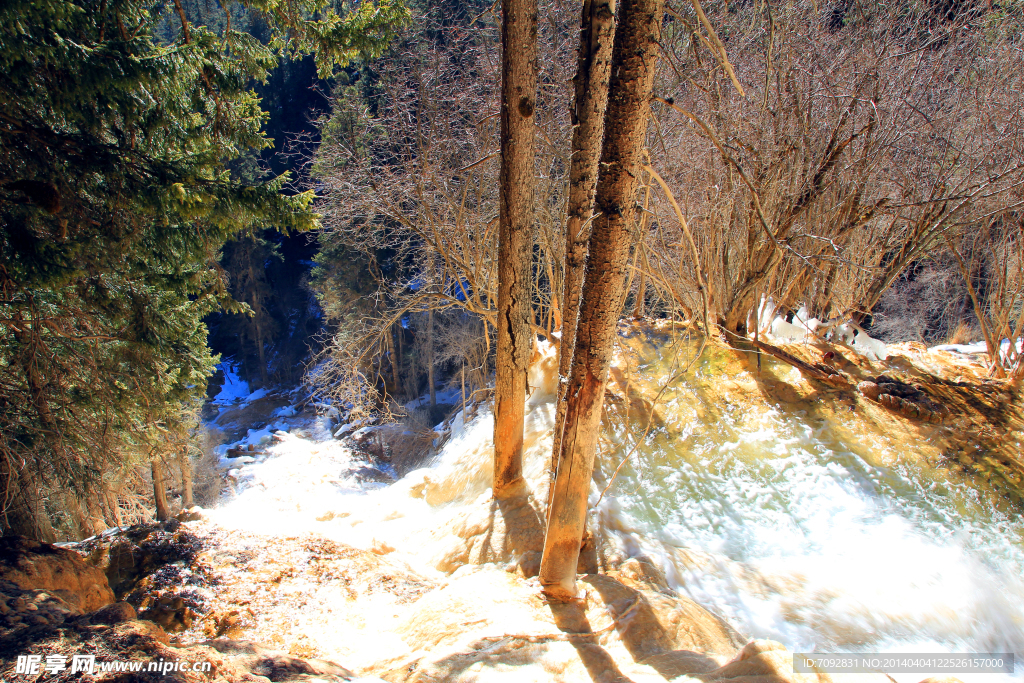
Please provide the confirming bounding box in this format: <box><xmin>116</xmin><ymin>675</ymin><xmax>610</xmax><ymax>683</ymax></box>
<box><xmin>539</xmin><ymin>0</ymin><xmax>663</xmax><ymax>601</ymax></box>
<box><xmin>493</xmin><ymin>0</ymin><xmax>538</xmax><ymax>500</ymax></box>
<box><xmin>549</xmin><ymin>0</ymin><xmax>617</xmax><ymax>507</ymax></box>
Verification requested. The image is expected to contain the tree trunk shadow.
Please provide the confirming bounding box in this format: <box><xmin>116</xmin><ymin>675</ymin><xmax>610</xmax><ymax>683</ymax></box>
<box><xmin>579</xmin><ymin>573</ymin><xmax>729</xmax><ymax>681</ymax></box>
<box><xmin>548</xmin><ymin>599</ymin><xmax>639</xmax><ymax>683</ymax></box>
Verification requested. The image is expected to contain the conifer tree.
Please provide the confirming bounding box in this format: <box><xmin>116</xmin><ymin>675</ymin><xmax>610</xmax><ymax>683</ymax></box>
<box><xmin>0</xmin><ymin>0</ymin><xmax>407</xmax><ymax>539</ymax></box>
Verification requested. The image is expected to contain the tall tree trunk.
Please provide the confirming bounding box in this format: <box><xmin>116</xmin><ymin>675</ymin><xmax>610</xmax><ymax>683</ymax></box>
<box><xmin>151</xmin><ymin>457</ymin><xmax>170</xmax><ymax>522</ymax></box>
<box><xmin>427</xmin><ymin>308</ymin><xmax>437</xmax><ymax>407</ymax></box>
<box><xmin>2</xmin><ymin>464</ymin><xmax>57</xmax><ymax>542</ymax></box>
<box><xmin>245</xmin><ymin>257</ymin><xmax>270</xmax><ymax>386</ymax></box>
<box><xmin>493</xmin><ymin>0</ymin><xmax>538</xmax><ymax>500</ymax></box>
<box><xmin>550</xmin><ymin>0</ymin><xmax>617</xmax><ymax>505</ymax></box>
<box><xmin>10</xmin><ymin>332</ymin><xmax>58</xmax><ymax>541</ymax></box>
<box><xmin>180</xmin><ymin>448</ymin><xmax>194</xmax><ymax>509</ymax></box>
<box><xmin>387</xmin><ymin>323</ymin><xmax>402</xmax><ymax>399</ymax></box>
<box><xmin>539</xmin><ymin>0</ymin><xmax>663</xmax><ymax>600</ymax></box>
<box><xmin>255</xmin><ymin>318</ymin><xmax>268</xmax><ymax>384</ymax></box>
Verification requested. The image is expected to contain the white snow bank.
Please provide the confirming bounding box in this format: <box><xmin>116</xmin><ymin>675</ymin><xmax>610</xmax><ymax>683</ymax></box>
<box><xmin>272</xmin><ymin>404</ymin><xmax>298</xmax><ymax>418</ymax></box>
<box><xmin>930</xmin><ymin>338</ymin><xmax>1022</xmax><ymax>363</ymax></box>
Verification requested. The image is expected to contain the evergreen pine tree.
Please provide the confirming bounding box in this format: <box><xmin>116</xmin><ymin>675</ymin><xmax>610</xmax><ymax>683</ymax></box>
<box><xmin>0</xmin><ymin>0</ymin><xmax>407</xmax><ymax>539</ymax></box>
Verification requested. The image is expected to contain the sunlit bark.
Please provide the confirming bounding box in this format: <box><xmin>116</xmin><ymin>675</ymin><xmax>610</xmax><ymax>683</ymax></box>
<box><xmin>539</xmin><ymin>0</ymin><xmax>663</xmax><ymax>600</ymax></box>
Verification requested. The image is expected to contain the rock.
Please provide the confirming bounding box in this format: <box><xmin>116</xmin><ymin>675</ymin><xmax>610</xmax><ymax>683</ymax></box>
<box><xmin>374</xmin><ymin>566</ymin><xmax>743</xmax><ymax>683</ymax></box>
<box><xmin>0</xmin><ymin>536</ymin><xmax>114</xmax><ymax>612</ymax></box>
<box><xmin>88</xmin><ymin>601</ymin><xmax>137</xmax><ymax>625</ymax></box>
<box><xmin>176</xmin><ymin>506</ymin><xmax>206</xmax><ymax>523</ymax></box>
<box><xmin>352</xmin><ymin>466</ymin><xmax>395</xmax><ymax>484</ymax></box>
<box><xmin>0</xmin><ymin>602</ymin><xmax>359</xmax><ymax>683</ymax></box>
<box><xmin>74</xmin><ymin>522</ymin><xmax>203</xmax><ymax>597</ymax></box>
<box><xmin>139</xmin><ymin>594</ymin><xmax>197</xmax><ymax>632</ymax></box>
<box><xmin>584</xmin><ymin>573</ymin><xmax>744</xmax><ymax>658</ymax></box>
<box><xmin>0</xmin><ymin>579</ymin><xmax>82</xmax><ymax>640</ymax></box>
<box><xmin>513</xmin><ymin>550</ymin><xmax>542</xmax><ymax>578</ymax></box>
<box><xmin>858</xmin><ymin>376</ymin><xmax>951</xmax><ymax>424</ymax></box>
<box><xmin>334</xmin><ymin>422</ymin><xmax>357</xmax><ymax>439</ymax></box>
<box><xmin>204</xmin><ymin>638</ymin><xmax>354</xmax><ymax>681</ymax></box>
<box><xmin>371</xmin><ymin>539</ymin><xmax>396</xmax><ymax>555</ymax></box>
<box><xmin>617</xmin><ymin>555</ymin><xmax>669</xmax><ymax>590</ymax></box>
<box><xmin>432</xmin><ymin>494</ymin><xmax>546</xmax><ymax>573</ymax></box>
<box><xmin>203</xmin><ymin>608</ymin><xmax>243</xmax><ymax>638</ymax></box>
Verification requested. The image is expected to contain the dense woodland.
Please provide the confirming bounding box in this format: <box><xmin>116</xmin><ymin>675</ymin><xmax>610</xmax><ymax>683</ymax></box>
<box><xmin>2</xmin><ymin>0</ymin><xmax>1024</xmax><ymax>582</ymax></box>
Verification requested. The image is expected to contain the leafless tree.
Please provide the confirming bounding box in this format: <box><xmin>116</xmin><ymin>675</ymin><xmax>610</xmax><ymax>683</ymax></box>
<box><xmin>643</xmin><ymin>1</ymin><xmax>1024</xmax><ymax>335</ymax></box>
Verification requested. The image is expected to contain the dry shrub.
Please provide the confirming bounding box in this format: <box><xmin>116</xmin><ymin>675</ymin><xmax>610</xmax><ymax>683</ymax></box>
<box><xmin>191</xmin><ymin>435</ymin><xmax>225</xmax><ymax>508</ymax></box>
<box><xmin>870</xmin><ymin>255</ymin><xmax>976</xmax><ymax>343</ymax></box>
<box><xmin>647</xmin><ymin>1</ymin><xmax>1024</xmax><ymax>334</ymax></box>
<box><xmin>948</xmin><ymin>321</ymin><xmax>982</xmax><ymax>346</ymax></box>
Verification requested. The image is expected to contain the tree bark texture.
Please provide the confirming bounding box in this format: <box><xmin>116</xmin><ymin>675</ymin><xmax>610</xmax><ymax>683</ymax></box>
<box><xmin>550</xmin><ymin>0</ymin><xmax>617</xmax><ymax>507</ymax></box>
<box><xmin>493</xmin><ymin>0</ymin><xmax>538</xmax><ymax>500</ymax></box>
<box><xmin>181</xmin><ymin>448</ymin><xmax>194</xmax><ymax>508</ymax></box>
<box><xmin>427</xmin><ymin>308</ymin><xmax>437</xmax><ymax>407</ymax></box>
<box><xmin>152</xmin><ymin>457</ymin><xmax>170</xmax><ymax>522</ymax></box>
<box><xmin>386</xmin><ymin>322</ymin><xmax>402</xmax><ymax>399</ymax></box>
<box><xmin>539</xmin><ymin>0</ymin><xmax>663</xmax><ymax>600</ymax></box>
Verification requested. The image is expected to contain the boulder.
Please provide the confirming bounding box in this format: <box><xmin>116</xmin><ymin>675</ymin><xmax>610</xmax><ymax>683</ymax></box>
<box><xmin>858</xmin><ymin>375</ymin><xmax>951</xmax><ymax>424</ymax></box>
<box><xmin>73</xmin><ymin>521</ymin><xmax>203</xmax><ymax>597</ymax></box>
<box><xmin>204</xmin><ymin>638</ymin><xmax>355</xmax><ymax>681</ymax></box>
<box><xmin>88</xmin><ymin>600</ymin><xmax>137</xmax><ymax>625</ymax></box>
<box><xmin>0</xmin><ymin>536</ymin><xmax>114</xmax><ymax>612</ymax></box>
<box><xmin>0</xmin><ymin>579</ymin><xmax>83</xmax><ymax>640</ymax></box>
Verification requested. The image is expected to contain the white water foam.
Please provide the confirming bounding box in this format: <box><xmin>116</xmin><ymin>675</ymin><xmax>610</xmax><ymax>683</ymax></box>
<box><xmin>603</xmin><ymin>401</ymin><xmax>1024</xmax><ymax>682</ymax></box>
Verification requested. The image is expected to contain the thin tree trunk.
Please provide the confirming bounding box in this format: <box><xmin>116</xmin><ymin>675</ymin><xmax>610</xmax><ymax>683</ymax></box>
<box><xmin>180</xmin><ymin>448</ymin><xmax>194</xmax><ymax>508</ymax></box>
<box><xmin>387</xmin><ymin>323</ymin><xmax>402</xmax><ymax>399</ymax></box>
<box><xmin>550</xmin><ymin>0</ymin><xmax>617</xmax><ymax>506</ymax></box>
<box><xmin>539</xmin><ymin>0</ymin><xmax>663</xmax><ymax>600</ymax></box>
<box><xmin>493</xmin><ymin>0</ymin><xmax>538</xmax><ymax>500</ymax></box>
<box><xmin>105</xmin><ymin>489</ymin><xmax>124</xmax><ymax>527</ymax></box>
<box><xmin>946</xmin><ymin>236</ymin><xmax>1006</xmax><ymax>378</ymax></box>
<box><xmin>427</xmin><ymin>308</ymin><xmax>437</xmax><ymax>407</ymax></box>
<box><xmin>152</xmin><ymin>457</ymin><xmax>170</xmax><ymax>521</ymax></box>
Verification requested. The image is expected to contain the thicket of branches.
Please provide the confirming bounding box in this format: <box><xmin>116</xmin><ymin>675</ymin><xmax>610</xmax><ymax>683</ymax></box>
<box><xmin>310</xmin><ymin>0</ymin><xmax>1024</xmax><ymax>410</ymax></box>
<box><xmin>647</xmin><ymin>1</ymin><xmax>1024</xmax><ymax>344</ymax></box>
<box><xmin>310</xmin><ymin>0</ymin><xmax>578</xmax><ymax>412</ymax></box>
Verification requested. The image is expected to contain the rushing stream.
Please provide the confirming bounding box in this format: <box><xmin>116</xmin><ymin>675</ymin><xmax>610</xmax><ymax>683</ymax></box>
<box><xmin>207</xmin><ymin>329</ymin><xmax>1024</xmax><ymax>681</ymax></box>
<box><xmin>597</xmin><ymin>329</ymin><xmax>1024</xmax><ymax>681</ymax></box>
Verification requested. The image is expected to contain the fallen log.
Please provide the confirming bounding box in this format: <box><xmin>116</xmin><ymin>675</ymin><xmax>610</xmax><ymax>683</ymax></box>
<box><xmin>750</xmin><ymin>339</ymin><xmax>850</xmax><ymax>388</ymax></box>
